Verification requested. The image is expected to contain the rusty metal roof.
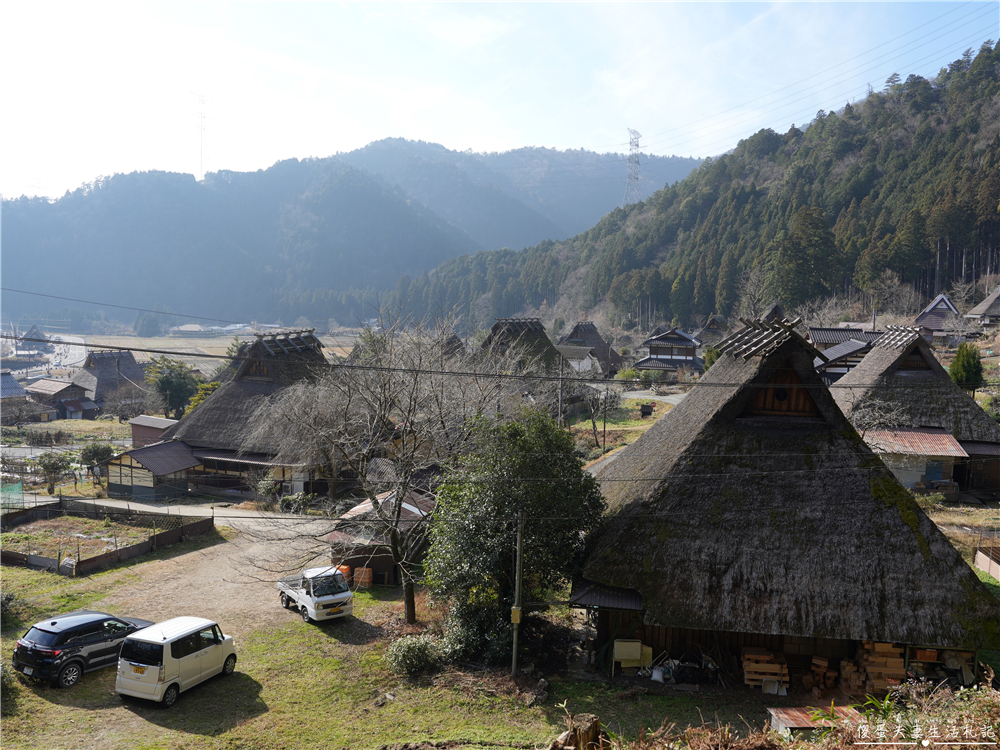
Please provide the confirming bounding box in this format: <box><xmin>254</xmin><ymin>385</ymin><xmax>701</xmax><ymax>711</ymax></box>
<box><xmin>864</xmin><ymin>427</ymin><xmax>968</xmax><ymax>457</ymax></box>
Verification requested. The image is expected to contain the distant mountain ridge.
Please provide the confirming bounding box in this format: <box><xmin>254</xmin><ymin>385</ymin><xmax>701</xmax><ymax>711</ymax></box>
<box><xmin>1</xmin><ymin>143</ymin><xmax>702</xmax><ymax>326</ymax></box>
<box><xmin>382</xmin><ymin>42</ymin><xmax>1000</xmax><ymax>334</ymax></box>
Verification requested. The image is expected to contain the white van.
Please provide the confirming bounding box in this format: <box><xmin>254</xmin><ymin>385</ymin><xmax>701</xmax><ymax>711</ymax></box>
<box><xmin>115</xmin><ymin>617</ymin><xmax>236</xmax><ymax>708</ymax></box>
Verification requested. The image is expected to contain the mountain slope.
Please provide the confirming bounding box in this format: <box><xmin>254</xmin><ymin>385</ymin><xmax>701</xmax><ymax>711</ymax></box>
<box><xmin>386</xmin><ymin>42</ymin><xmax>1000</xmax><ymax>332</ymax></box>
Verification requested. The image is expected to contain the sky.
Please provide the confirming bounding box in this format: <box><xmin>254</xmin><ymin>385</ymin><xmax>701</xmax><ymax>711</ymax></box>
<box><xmin>1</xmin><ymin>1</ymin><xmax>997</xmax><ymax>200</ymax></box>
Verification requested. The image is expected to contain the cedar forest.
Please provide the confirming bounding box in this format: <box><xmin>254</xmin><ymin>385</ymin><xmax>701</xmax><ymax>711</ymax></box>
<box><xmin>387</xmin><ymin>42</ymin><xmax>1000</xmax><ymax>332</ymax></box>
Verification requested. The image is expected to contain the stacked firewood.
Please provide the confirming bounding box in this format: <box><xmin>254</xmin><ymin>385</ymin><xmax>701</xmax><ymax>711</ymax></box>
<box><xmin>741</xmin><ymin>647</ymin><xmax>789</xmax><ymax>688</ymax></box>
<box><xmin>853</xmin><ymin>642</ymin><xmax>906</xmax><ymax>695</ymax></box>
<box><xmin>802</xmin><ymin>656</ymin><xmax>838</xmax><ymax>699</ymax></box>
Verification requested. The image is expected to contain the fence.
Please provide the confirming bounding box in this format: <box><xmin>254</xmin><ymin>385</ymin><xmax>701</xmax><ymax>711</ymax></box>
<box><xmin>975</xmin><ymin>528</ymin><xmax>1000</xmax><ymax>581</ymax></box>
<box><xmin>0</xmin><ymin>498</ymin><xmax>214</xmax><ymax>576</ymax></box>
<box><xmin>1</xmin><ymin>481</ymin><xmax>23</xmax><ymax>511</ymax></box>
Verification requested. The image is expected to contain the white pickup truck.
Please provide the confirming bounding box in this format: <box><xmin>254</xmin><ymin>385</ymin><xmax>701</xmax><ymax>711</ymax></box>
<box><xmin>277</xmin><ymin>567</ymin><xmax>354</xmax><ymax>623</ymax></box>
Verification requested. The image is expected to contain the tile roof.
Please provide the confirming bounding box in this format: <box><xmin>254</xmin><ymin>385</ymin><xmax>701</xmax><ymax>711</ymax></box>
<box><xmin>863</xmin><ymin>427</ymin><xmax>968</xmax><ymax>457</ymax></box>
<box><xmin>808</xmin><ymin>328</ymin><xmax>884</xmax><ymax>345</ymax></box>
<box><xmin>0</xmin><ymin>370</ymin><xmax>27</xmax><ymax>400</ymax></box>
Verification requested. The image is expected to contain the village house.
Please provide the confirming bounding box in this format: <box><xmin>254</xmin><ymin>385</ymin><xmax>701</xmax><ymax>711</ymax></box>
<box><xmin>480</xmin><ymin>318</ymin><xmax>561</xmax><ymax>369</ymax></box>
<box><xmin>964</xmin><ymin>285</ymin><xmax>1000</xmax><ymax>328</ymax></box>
<box><xmin>71</xmin><ymin>350</ymin><xmax>148</xmax><ymax>408</ymax></box>
<box><xmin>634</xmin><ymin>327</ymin><xmax>703</xmax><ymax>377</ymax></box>
<box><xmin>832</xmin><ymin>326</ymin><xmax>1000</xmax><ymax>494</ymax></box>
<box><xmin>128</xmin><ymin>415</ymin><xmax>178</xmax><ymax>448</ymax></box>
<box><xmin>555</xmin><ymin>344</ymin><xmax>600</xmax><ymax>374</ymax></box>
<box><xmin>806</xmin><ymin>327</ymin><xmax>883</xmax><ymax>353</ymax></box>
<box><xmin>105</xmin><ymin>330</ymin><xmax>328</xmax><ymax>499</ymax></box>
<box><xmin>557</xmin><ymin>321</ymin><xmax>622</xmax><ymax>377</ymax></box>
<box><xmin>24</xmin><ymin>378</ymin><xmax>96</xmax><ymax>420</ymax></box>
<box><xmin>812</xmin><ymin>338</ymin><xmax>876</xmax><ymax>384</ymax></box>
<box><xmin>692</xmin><ymin>315</ymin><xmax>728</xmax><ymax>349</ymax></box>
<box><xmin>914</xmin><ymin>293</ymin><xmax>962</xmax><ymax>344</ymax></box>
<box><xmin>326</xmin><ymin>488</ymin><xmax>436</xmax><ymax>586</ymax></box>
<box><xmin>575</xmin><ymin>317</ymin><xmax>999</xmax><ymax>686</ymax></box>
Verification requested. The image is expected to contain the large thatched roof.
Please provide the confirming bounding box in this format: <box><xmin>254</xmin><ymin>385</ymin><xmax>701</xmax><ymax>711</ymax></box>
<box><xmin>162</xmin><ymin>330</ymin><xmax>326</xmax><ymax>453</ymax></box>
<box><xmin>481</xmin><ymin>318</ymin><xmax>559</xmax><ymax>367</ymax></box>
<box><xmin>583</xmin><ymin>319</ymin><xmax>1000</xmax><ymax>648</ymax></box>
<box><xmin>558</xmin><ymin>322</ymin><xmax>623</xmax><ymax>375</ymax></box>
<box><xmin>72</xmin><ymin>351</ymin><xmax>147</xmax><ymax>404</ymax></box>
<box><xmin>832</xmin><ymin>327</ymin><xmax>1000</xmax><ymax>445</ymax></box>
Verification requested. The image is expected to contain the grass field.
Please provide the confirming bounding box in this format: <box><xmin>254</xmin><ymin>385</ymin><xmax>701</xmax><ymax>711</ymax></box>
<box><xmin>0</xmin><ymin>528</ymin><xmax>783</xmax><ymax>750</ymax></box>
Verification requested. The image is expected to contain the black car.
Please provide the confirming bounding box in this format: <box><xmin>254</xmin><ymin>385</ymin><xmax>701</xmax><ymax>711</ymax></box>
<box><xmin>12</xmin><ymin>609</ymin><xmax>154</xmax><ymax>688</ymax></box>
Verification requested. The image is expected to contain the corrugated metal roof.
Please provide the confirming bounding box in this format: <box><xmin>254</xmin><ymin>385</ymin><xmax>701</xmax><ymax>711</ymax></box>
<box><xmin>128</xmin><ymin>415</ymin><xmax>179</xmax><ymax>429</ymax></box>
<box><xmin>813</xmin><ymin>338</ymin><xmax>870</xmax><ymax>368</ymax></box>
<box><xmin>570</xmin><ymin>579</ymin><xmax>643</xmax><ymax>611</ymax></box>
<box><xmin>959</xmin><ymin>441</ymin><xmax>1000</xmax><ymax>456</ymax></box>
<box><xmin>191</xmin><ymin>448</ymin><xmax>287</xmax><ymax>466</ymax></box>
<box><xmin>125</xmin><ymin>440</ymin><xmax>202</xmax><ymax>475</ymax></box>
<box><xmin>864</xmin><ymin>427</ymin><xmax>968</xmax><ymax>457</ymax></box>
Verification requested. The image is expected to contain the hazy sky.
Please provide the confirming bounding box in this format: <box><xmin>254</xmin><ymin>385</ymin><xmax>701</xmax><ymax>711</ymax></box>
<box><xmin>2</xmin><ymin>1</ymin><xmax>997</xmax><ymax>200</ymax></box>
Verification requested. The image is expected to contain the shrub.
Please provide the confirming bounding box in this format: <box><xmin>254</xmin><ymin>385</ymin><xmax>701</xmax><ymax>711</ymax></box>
<box><xmin>278</xmin><ymin>492</ymin><xmax>316</xmax><ymax>513</ymax></box>
<box><xmin>0</xmin><ymin>592</ymin><xmax>22</xmax><ymax>627</ymax></box>
<box><xmin>385</xmin><ymin>634</ymin><xmax>440</xmax><ymax>676</ymax></box>
<box><xmin>0</xmin><ymin>663</ymin><xmax>18</xmax><ymax>716</ymax></box>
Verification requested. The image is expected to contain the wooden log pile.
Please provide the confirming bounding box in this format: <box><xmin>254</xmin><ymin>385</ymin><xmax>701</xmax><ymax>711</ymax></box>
<box><xmin>851</xmin><ymin>641</ymin><xmax>906</xmax><ymax>695</ymax></box>
<box><xmin>741</xmin><ymin>647</ymin><xmax>789</xmax><ymax>688</ymax></box>
<box><xmin>802</xmin><ymin>656</ymin><xmax>838</xmax><ymax>699</ymax></box>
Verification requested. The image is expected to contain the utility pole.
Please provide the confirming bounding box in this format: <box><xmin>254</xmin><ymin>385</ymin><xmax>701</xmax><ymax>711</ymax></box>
<box><xmin>622</xmin><ymin>129</ymin><xmax>642</xmax><ymax>208</ymax></box>
<box><xmin>557</xmin><ymin>355</ymin><xmax>564</xmax><ymax>427</ymax></box>
<box><xmin>511</xmin><ymin>510</ymin><xmax>524</xmax><ymax>676</ymax></box>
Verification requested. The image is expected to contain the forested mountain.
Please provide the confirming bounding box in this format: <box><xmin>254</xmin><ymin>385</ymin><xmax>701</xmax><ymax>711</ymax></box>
<box><xmin>387</xmin><ymin>43</ymin><xmax>1000</xmax><ymax>333</ymax></box>
<box><xmin>2</xmin><ymin>158</ymin><xmax>481</xmax><ymax>325</ymax></box>
<box><xmin>338</xmin><ymin>139</ymin><xmax>703</xmax><ymax>246</ymax></box>
<box><xmin>2</xmin><ymin>143</ymin><xmax>700</xmax><ymax>327</ymax></box>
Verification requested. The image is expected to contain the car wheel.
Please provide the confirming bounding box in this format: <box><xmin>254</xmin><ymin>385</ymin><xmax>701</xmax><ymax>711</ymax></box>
<box><xmin>55</xmin><ymin>662</ymin><xmax>83</xmax><ymax>689</ymax></box>
<box><xmin>161</xmin><ymin>683</ymin><xmax>179</xmax><ymax>708</ymax></box>
<box><xmin>280</xmin><ymin>593</ymin><xmax>290</xmax><ymax>609</ymax></box>
<box><xmin>300</xmin><ymin>606</ymin><xmax>311</xmax><ymax>623</ymax></box>
<box><xmin>223</xmin><ymin>654</ymin><xmax>237</xmax><ymax>676</ymax></box>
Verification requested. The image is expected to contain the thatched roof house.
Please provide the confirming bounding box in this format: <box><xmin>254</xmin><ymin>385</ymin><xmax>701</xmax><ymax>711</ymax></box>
<box><xmin>558</xmin><ymin>322</ymin><xmax>622</xmax><ymax>376</ymax></box>
<box><xmin>831</xmin><ymin>326</ymin><xmax>1000</xmax><ymax>491</ymax></box>
<box><xmin>581</xmin><ymin>318</ymin><xmax>999</xmax><ymax>653</ymax></box>
<box><xmin>480</xmin><ymin>318</ymin><xmax>559</xmax><ymax>368</ymax></box>
<box><xmin>965</xmin><ymin>285</ymin><xmax>1000</xmax><ymax>327</ymax></box>
<box><xmin>148</xmin><ymin>330</ymin><xmax>328</xmax><ymax>494</ymax></box>
<box><xmin>72</xmin><ymin>351</ymin><xmax>147</xmax><ymax>406</ymax></box>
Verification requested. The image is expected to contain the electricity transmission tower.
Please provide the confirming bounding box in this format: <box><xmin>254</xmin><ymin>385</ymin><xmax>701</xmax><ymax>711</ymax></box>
<box><xmin>622</xmin><ymin>129</ymin><xmax>642</xmax><ymax>208</ymax></box>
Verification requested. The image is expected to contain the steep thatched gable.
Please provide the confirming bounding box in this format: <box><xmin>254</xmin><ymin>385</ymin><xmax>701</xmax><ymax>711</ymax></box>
<box><xmin>161</xmin><ymin>330</ymin><xmax>326</xmax><ymax>453</ymax></box>
<box><xmin>832</xmin><ymin>327</ymin><xmax>1000</xmax><ymax>445</ymax></box>
<box><xmin>481</xmin><ymin>318</ymin><xmax>559</xmax><ymax>367</ymax></box>
<box><xmin>583</xmin><ymin>319</ymin><xmax>1000</xmax><ymax>649</ymax></box>
<box><xmin>72</xmin><ymin>351</ymin><xmax>147</xmax><ymax>404</ymax></box>
<box><xmin>558</xmin><ymin>321</ymin><xmax>623</xmax><ymax>375</ymax></box>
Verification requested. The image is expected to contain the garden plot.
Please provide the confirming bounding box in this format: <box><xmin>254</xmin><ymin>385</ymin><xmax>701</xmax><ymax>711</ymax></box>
<box><xmin>1</xmin><ymin>515</ymin><xmax>174</xmax><ymax>559</ymax></box>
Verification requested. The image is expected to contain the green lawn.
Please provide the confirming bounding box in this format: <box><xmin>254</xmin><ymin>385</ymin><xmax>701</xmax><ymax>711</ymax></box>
<box><xmin>0</xmin><ymin>528</ymin><xmax>771</xmax><ymax>750</ymax></box>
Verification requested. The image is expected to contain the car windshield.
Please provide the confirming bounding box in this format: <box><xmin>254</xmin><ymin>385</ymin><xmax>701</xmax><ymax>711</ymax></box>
<box><xmin>119</xmin><ymin>639</ymin><xmax>163</xmax><ymax>666</ymax></box>
<box><xmin>21</xmin><ymin>627</ymin><xmax>61</xmax><ymax>647</ymax></box>
<box><xmin>312</xmin><ymin>574</ymin><xmax>349</xmax><ymax>597</ymax></box>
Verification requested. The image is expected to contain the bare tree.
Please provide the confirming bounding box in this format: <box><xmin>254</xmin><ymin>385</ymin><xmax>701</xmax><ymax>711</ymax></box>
<box><xmin>239</xmin><ymin>314</ymin><xmax>530</xmax><ymax>623</ymax></box>
<box><xmin>793</xmin><ymin>294</ymin><xmax>855</xmax><ymax>329</ymax></box>
<box><xmin>2</xmin><ymin>397</ymin><xmax>48</xmax><ymax>426</ymax></box>
<box><xmin>735</xmin><ymin>264</ymin><xmax>771</xmax><ymax>319</ymax></box>
<box><xmin>102</xmin><ymin>382</ymin><xmax>165</xmax><ymax>422</ymax></box>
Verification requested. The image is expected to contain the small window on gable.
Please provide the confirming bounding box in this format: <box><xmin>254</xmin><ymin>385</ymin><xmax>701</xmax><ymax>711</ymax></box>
<box><xmin>742</xmin><ymin>368</ymin><xmax>821</xmax><ymax>418</ymax></box>
<box><xmin>244</xmin><ymin>358</ymin><xmax>271</xmax><ymax>379</ymax></box>
<box><xmin>897</xmin><ymin>348</ymin><xmax>930</xmax><ymax>370</ymax></box>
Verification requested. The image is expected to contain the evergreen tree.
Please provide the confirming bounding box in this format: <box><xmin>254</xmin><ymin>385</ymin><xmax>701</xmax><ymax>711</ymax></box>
<box><xmin>950</xmin><ymin>342</ymin><xmax>983</xmax><ymax>392</ymax></box>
